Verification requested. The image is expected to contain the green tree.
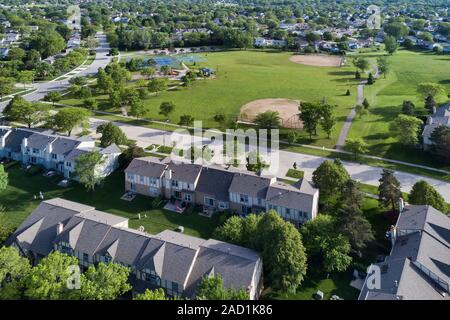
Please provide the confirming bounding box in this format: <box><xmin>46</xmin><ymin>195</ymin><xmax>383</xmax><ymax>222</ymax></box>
<box><xmin>384</xmin><ymin>22</ymin><xmax>408</xmax><ymax>39</ymax></box>
<box><xmin>178</xmin><ymin>114</ymin><xmax>195</xmax><ymax>126</ymax></box>
<box><xmin>214</xmin><ymin>212</ymin><xmax>307</xmax><ymax>292</ymax></box>
<box><xmin>377</xmin><ymin>56</ymin><xmax>390</xmax><ymax>78</ymax></box>
<box><xmin>339</xmin><ymin>179</ymin><xmax>364</xmax><ymax>210</ymax></box>
<box><xmin>52</xmin><ymin>107</ymin><xmax>91</xmax><ymax>136</ymax></box>
<box><xmin>0</xmin><ymin>208</ymin><xmax>14</xmax><ymax>245</ymax></box>
<box><xmin>129</xmin><ymin>99</ymin><xmax>148</xmax><ymax>119</ymax></box>
<box><xmin>17</xmin><ymin>71</ymin><xmax>34</xmax><ymax>90</ymax></box>
<box><xmin>312</xmin><ymin>159</ymin><xmax>350</xmax><ymax>198</ymax></box>
<box><xmin>378</xmin><ymin>169</ymin><xmax>402</xmax><ymax>212</ymax></box>
<box><xmin>417</xmin><ymin>83</ymin><xmax>445</xmax><ymax>100</ymax></box>
<box><xmin>362</xmin><ymin>98</ymin><xmax>370</xmax><ymax>109</ymax></box>
<box><xmin>389</xmin><ymin>114</ymin><xmax>423</xmax><ymax>146</ymax></box>
<box><xmin>409</xmin><ymin>180</ymin><xmax>447</xmax><ymax>213</ymax></box>
<box><xmin>80</xmin><ymin>262</ymin><xmax>131</xmax><ymax>300</ymax></box>
<box><xmin>254</xmin><ymin>111</ymin><xmax>280</xmax><ymax>129</ymax></box>
<box><xmin>141</xmin><ymin>67</ymin><xmax>156</xmax><ymax>79</ymax></box>
<box><xmin>0</xmin><ymin>246</ymin><xmax>31</xmax><ymax>299</ymax></box>
<box><xmin>424</xmin><ymin>95</ymin><xmax>437</xmax><ymax>113</ymax></box>
<box><xmin>196</xmin><ymin>275</ymin><xmax>248</xmax><ymax>300</ymax></box>
<box><xmin>213</xmin><ymin>113</ymin><xmax>226</xmax><ymax>125</ymax></box>
<box><xmin>29</xmin><ymin>29</ymin><xmax>66</xmax><ymax>58</ymax></box>
<box><xmin>97</xmin><ymin>122</ymin><xmax>128</xmax><ymax>147</ymax></box>
<box><xmin>118</xmin><ymin>146</ymin><xmax>146</xmax><ymax>169</ymax></box>
<box><xmin>335</xmin><ymin>206</ymin><xmax>374</xmax><ymax>257</ymax></box>
<box><xmin>429</xmin><ymin>126</ymin><xmax>450</xmax><ymax>164</ymax></box>
<box><xmin>148</xmin><ymin>78</ymin><xmax>168</xmax><ymax>96</ymax></box>
<box><xmin>3</xmin><ymin>99</ymin><xmax>50</xmax><ymax>128</ymax></box>
<box><xmin>44</xmin><ymin>91</ymin><xmax>62</xmax><ymax>106</ymax></box>
<box><xmin>384</xmin><ymin>35</ymin><xmax>398</xmax><ymax>55</ymax></box>
<box><xmin>134</xmin><ymin>288</ymin><xmax>168</xmax><ymax>300</ymax></box>
<box><xmin>83</xmin><ymin>98</ymin><xmax>98</xmax><ymax>110</ymax></box>
<box><xmin>299</xmin><ymin>102</ymin><xmax>321</xmax><ymax>139</ymax></box>
<box><xmin>246</xmin><ymin>151</ymin><xmax>268</xmax><ymax>173</ymax></box>
<box><xmin>345</xmin><ymin>138</ymin><xmax>368</xmax><ymax>160</ymax></box>
<box><xmin>352</xmin><ymin>57</ymin><xmax>370</xmax><ymax>72</ymax></box>
<box><xmin>24</xmin><ymin>251</ymin><xmax>80</xmax><ymax>300</ymax></box>
<box><xmin>402</xmin><ymin>100</ymin><xmax>415</xmax><ymax>116</ymax></box>
<box><xmin>301</xmin><ymin>215</ymin><xmax>352</xmax><ymax>272</ymax></box>
<box><xmin>0</xmin><ymin>77</ymin><xmax>14</xmax><ymax>100</ymax></box>
<box><xmin>320</xmin><ymin>103</ymin><xmax>336</xmax><ymax>139</ymax></box>
<box><xmin>159</xmin><ymin>101</ymin><xmax>175</xmax><ymax>119</ymax></box>
<box><xmin>74</xmin><ymin>151</ymin><xmax>106</xmax><ymax>192</ymax></box>
<box><xmin>97</xmin><ymin>68</ymin><xmax>114</xmax><ymax>93</ymax></box>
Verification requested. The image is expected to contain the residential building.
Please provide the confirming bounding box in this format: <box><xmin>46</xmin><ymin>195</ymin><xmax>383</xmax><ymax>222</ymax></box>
<box><xmin>359</xmin><ymin>201</ymin><xmax>450</xmax><ymax>300</ymax></box>
<box><xmin>6</xmin><ymin>198</ymin><xmax>263</xmax><ymax>299</ymax></box>
<box><xmin>0</xmin><ymin>126</ymin><xmax>120</xmax><ymax>179</ymax></box>
<box><xmin>125</xmin><ymin>156</ymin><xmax>319</xmax><ymax>226</ymax></box>
<box><xmin>422</xmin><ymin>103</ymin><xmax>450</xmax><ymax>150</ymax></box>
<box><xmin>0</xmin><ymin>47</ymin><xmax>9</xmax><ymax>58</ymax></box>
<box><xmin>254</xmin><ymin>37</ymin><xmax>287</xmax><ymax>48</ymax></box>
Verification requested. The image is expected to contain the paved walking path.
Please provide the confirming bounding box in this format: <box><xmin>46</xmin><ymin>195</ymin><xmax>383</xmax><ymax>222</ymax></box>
<box><xmin>336</xmin><ymin>64</ymin><xmax>379</xmax><ymax>150</ymax></box>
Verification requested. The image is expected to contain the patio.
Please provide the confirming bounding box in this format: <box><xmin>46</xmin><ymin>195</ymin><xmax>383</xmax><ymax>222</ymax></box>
<box><xmin>121</xmin><ymin>191</ymin><xmax>136</xmax><ymax>201</ymax></box>
<box><xmin>163</xmin><ymin>200</ymin><xmax>186</xmax><ymax>214</ymax></box>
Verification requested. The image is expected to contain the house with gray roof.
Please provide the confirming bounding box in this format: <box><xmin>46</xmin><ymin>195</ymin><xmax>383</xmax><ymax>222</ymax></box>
<box><xmin>125</xmin><ymin>156</ymin><xmax>319</xmax><ymax>226</ymax></box>
<box><xmin>359</xmin><ymin>201</ymin><xmax>450</xmax><ymax>300</ymax></box>
<box><xmin>6</xmin><ymin>198</ymin><xmax>263</xmax><ymax>299</ymax></box>
<box><xmin>422</xmin><ymin>103</ymin><xmax>450</xmax><ymax>150</ymax></box>
<box><xmin>0</xmin><ymin>126</ymin><xmax>120</xmax><ymax>179</ymax></box>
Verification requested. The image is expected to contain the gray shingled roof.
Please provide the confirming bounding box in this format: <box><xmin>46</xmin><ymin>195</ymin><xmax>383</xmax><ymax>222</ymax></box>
<box><xmin>7</xmin><ymin>198</ymin><xmax>262</xmax><ymax>298</ymax></box>
<box><xmin>27</xmin><ymin>132</ymin><xmax>56</xmax><ymax>150</ymax></box>
<box><xmin>100</xmin><ymin>143</ymin><xmax>121</xmax><ymax>154</ymax></box>
<box><xmin>168</xmin><ymin>162</ymin><xmax>202</xmax><ymax>184</ymax></box>
<box><xmin>51</xmin><ymin>137</ymin><xmax>80</xmax><ymax>156</ymax></box>
<box><xmin>228</xmin><ymin>173</ymin><xmax>272</xmax><ymax>199</ymax></box>
<box><xmin>3</xmin><ymin>128</ymin><xmax>33</xmax><ymax>152</ymax></box>
<box><xmin>266</xmin><ymin>182</ymin><xmax>316</xmax><ymax>212</ymax></box>
<box><xmin>360</xmin><ymin>204</ymin><xmax>450</xmax><ymax>300</ymax></box>
<box><xmin>195</xmin><ymin>166</ymin><xmax>235</xmax><ymax>201</ymax></box>
<box><xmin>65</xmin><ymin>148</ymin><xmax>89</xmax><ymax>161</ymax></box>
<box><xmin>125</xmin><ymin>157</ymin><xmax>167</xmax><ymax>178</ymax></box>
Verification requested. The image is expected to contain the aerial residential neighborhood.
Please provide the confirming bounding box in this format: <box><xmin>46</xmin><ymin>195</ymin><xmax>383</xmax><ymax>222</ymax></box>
<box><xmin>0</xmin><ymin>0</ymin><xmax>449</xmax><ymax>308</ymax></box>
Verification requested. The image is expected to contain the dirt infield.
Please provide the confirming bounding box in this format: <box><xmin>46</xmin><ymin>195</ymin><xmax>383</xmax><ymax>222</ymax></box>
<box><xmin>289</xmin><ymin>54</ymin><xmax>343</xmax><ymax>67</ymax></box>
<box><xmin>239</xmin><ymin>98</ymin><xmax>302</xmax><ymax>128</ymax></box>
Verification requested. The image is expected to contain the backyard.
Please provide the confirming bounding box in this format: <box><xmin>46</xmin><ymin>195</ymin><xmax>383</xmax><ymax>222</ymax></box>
<box><xmin>0</xmin><ymin>164</ymin><xmax>222</xmax><ymax>238</ymax></box>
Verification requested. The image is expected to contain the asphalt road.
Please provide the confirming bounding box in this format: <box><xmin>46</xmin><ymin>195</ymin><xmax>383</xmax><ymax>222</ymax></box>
<box><xmin>0</xmin><ymin>32</ymin><xmax>112</xmax><ymax>112</ymax></box>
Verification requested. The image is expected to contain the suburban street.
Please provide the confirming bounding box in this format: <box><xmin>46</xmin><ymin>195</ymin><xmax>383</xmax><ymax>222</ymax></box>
<box><xmin>0</xmin><ymin>32</ymin><xmax>112</xmax><ymax>111</ymax></box>
<box><xmin>87</xmin><ymin>117</ymin><xmax>450</xmax><ymax>202</ymax></box>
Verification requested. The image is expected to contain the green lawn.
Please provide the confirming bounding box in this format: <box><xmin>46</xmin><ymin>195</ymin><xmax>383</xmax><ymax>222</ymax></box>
<box><xmin>61</xmin><ymin>49</ymin><xmax>360</xmax><ymax>148</ymax></box>
<box><xmin>348</xmin><ymin>50</ymin><xmax>450</xmax><ymax>171</ymax></box>
<box><xmin>267</xmin><ymin>197</ymin><xmax>391</xmax><ymax>300</ymax></box>
<box><xmin>1</xmin><ymin>165</ymin><xmax>221</xmax><ymax>239</ymax></box>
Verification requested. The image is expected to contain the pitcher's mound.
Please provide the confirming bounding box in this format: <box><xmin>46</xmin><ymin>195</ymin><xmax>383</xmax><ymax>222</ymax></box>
<box><xmin>290</xmin><ymin>54</ymin><xmax>343</xmax><ymax>67</ymax></box>
<box><xmin>240</xmin><ymin>98</ymin><xmax>302</xmax><ymax>129</ymax></box>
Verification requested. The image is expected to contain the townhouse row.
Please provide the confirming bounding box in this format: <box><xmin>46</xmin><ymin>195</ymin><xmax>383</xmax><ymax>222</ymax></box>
<box><xmin>6</xmin><ymin>198</ymin><xmax>263</xmax><ymax>299</ymax></box>
<box><xmin>125</xmin><ymin>156</ymin><xmax>319</xmax><ymax>226</ymax></box>
<box><xmin>0</xmin><ymin>126</ymin><xmax>120</xmax><ymax>179</ymax></box>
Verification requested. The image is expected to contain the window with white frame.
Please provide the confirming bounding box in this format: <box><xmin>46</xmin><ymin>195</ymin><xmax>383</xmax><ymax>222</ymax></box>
<box><xmin>240</xmin><ymin>194</ymin><xmax>248</xmax><ymax>204</ymax></box>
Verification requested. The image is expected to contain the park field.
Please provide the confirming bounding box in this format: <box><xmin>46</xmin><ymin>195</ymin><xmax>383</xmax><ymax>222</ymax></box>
<box><xmin>348</xmin><ymin>49</ymin><xmax>450</xmax><ymax>170</ymax></box>
<box><xmin>60</xmin><ymin>50</ymin><xmax>360</xmax><ymax>148</ymax></box>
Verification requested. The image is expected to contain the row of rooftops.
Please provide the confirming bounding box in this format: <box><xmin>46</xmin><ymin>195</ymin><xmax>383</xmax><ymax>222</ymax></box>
<box><xmin>6</xmin><ymin>198</ymin><xmax>261</xmax><ymax>298</ymax></box>
<box><xmin>125</xmin><ymin>156</ymin><xmax>318</xmax><ymax>212</ymax></box>
<box><xmin>360</xmin><ymin>204</ymin><xmax>450</xmax><ymax>300</ymax></box>
<box><xmin>0</xmin><ymin>126</ymin><xmax>120</xmax><ymax>159</ymax></box>
<box><xmin>422</xmin><ymin>103</ymin><xmax>450</xmax><ymax>144</ymax></box>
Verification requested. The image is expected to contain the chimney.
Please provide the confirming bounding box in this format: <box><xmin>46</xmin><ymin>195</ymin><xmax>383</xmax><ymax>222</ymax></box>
<box><xmin>56</xmin><ymin>222</ymin><xmax>64</xmax><ymax>235</ymax></box>
<box><xmin>399</xmin><ymin>197</ymin><xmax>405</xmax><ymax>213</ymax></box>
<box><xmin>394</xmin><ymin>280</ymin><xmax>398</xmax><ymax>288</ymax></box>
<box><xmin>165</xmin><ymin>169</ymin><xmax>172</xmax><ymax>180</ymax></box>
<box><xmin>389</xmin><ymin>225</ymin><xmax>397</xmax><ymax>246</ymax></box>
<box><xmin>432</xmin><ymin>106</ymin><xmax>437</xmax><ymax>114</ymax></box>
<box><xmin>23</xmin><ymin>137</ymin><xmax>28</xmax><ymax>147</ymax></box>
<box><xmin>426</xmin><ymin>116</ymin><xmax>433</xmax><ymax>125</ymax></box>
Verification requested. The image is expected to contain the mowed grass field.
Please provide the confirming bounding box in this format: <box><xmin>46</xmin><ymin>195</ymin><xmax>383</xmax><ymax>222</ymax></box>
<box><xmin>61</xmin><ymin>50</ymin><xmax>360</xmax><ymax>148</ymax></box>
<box><xmin>348</xmin><ymin>50</ymin><xmax>450</xmax><ymax>170</ymax></box>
